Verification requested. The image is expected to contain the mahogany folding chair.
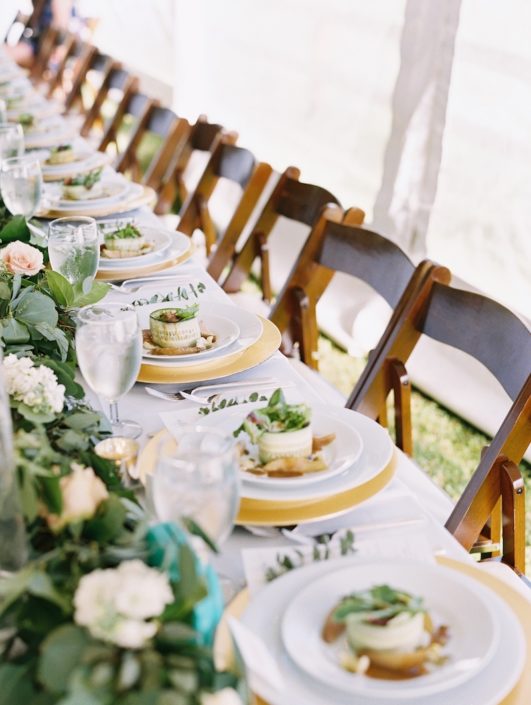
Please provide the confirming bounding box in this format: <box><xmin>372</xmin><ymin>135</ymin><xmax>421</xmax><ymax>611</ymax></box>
<box><xmin>178</xmin><ymin>136</ymin><xmax>272</xmax><ymax>261</ymax></box>
<box><xmin>155</xmin><ymin>115</ymin><xmax>228</xmax><ymax>215</ymax></box>
<box><xmin>63</xmin><ymin>48</ymin><xmax>114</xmax><ymax>116</ymax></box>
<box><xmin>80</xmin><ymin>65</ymin><xmax>138</xmax><ymax>138</ymax></box>
<box><xmin>219</xmin><ymin>168</ymin><xmax>340</xmax><ymax>304</ymax></box>
<box><xmin>347</xmin><ymin>280</ymin><xmax>531</xmax><ymax>572</ymax></box>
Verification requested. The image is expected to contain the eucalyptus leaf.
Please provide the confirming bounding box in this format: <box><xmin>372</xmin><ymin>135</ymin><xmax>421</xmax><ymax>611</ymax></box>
<box><xmin>0</xmin><ymin>281</ymin><xmax>11</xmax><ymax>300</ymax></box>
<box><xmin>14</xmin><ymin>289</ymin><xmax>58</xmax><ymax>327</ymax></box>
<box><xmin>0</xmin><ymin>663</ymin><xmax>35</xmax><ymax>705</ymax></box>
<box><xmin>16</xmin><ymin>402</ymin><xmax>57</xmax><ymax>424</ymax></box>
<box><xmin>63</xmin><ymin>410</ymin><xmax>102</xmax><ymax>431</ymax></box>
<box><xmin>37</xmin><ymin>624</ymin><xmax>90</xmax><ymax>693</ymax></box>
<box><xmin>1</xmin><ymin>317</ymin><xmax>30</xmax><ymax>343</ymax></box>
<box><xmin>55</xmin><ymin>428</ymin><xmax>89</xmax><ymax>452</ymax></box>
<box><xmin>28</xmin><ymin>571</ymin><xmax>71</xmax><ymax>612</ymax></box>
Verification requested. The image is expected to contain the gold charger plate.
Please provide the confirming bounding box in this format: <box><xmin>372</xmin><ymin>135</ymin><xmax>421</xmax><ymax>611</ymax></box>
<box><xmin>96</xmin><ymin>241</ymin><xmax>194</xmax><ymax>282</ymax></box>
<box><xmin>137</xmin><ymin>318</ymin><xmax>281</xmax><ymax>385</ymax></box>
<box><xmin>137</xmin><ymin>428</ymin><xmax>396</xmax><ymax>524</ymax></box>
<box><xmin>38</xmin><ymin>185</ymin><xmax>157</xmax><ymax>218</ymax></box>
<box><xmin>214</xmin><ymin>557</ymin><xmax>531</xmax><ymax>705</ymax></box>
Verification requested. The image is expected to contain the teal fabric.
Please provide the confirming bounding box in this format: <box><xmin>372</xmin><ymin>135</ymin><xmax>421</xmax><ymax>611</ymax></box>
<box><xmin>146</xmin><ymin>522</ymin><xmax>223</xmax><ymax>646</ymax></box>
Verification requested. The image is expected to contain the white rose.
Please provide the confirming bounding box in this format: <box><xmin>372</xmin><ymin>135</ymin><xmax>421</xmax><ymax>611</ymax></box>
<box><xmin>0</xmin><ymin>241</ymin><xmax>44</xmax><ymax>276</ymax></box>
<box><xmin>114</xmin><ymin>560</ymin><xmax>174</xmax><ymax>619</ymax></box>
<box><xmin>46</xmin><ymin>464</ymin><xmax>108</xmax><ymax>532</ymax></box>
<box><xmin>111</xmin><ymin>618</ymin><xmax>158</xmax><ymax>650</ymax></box>
<box><xmin>200</xmin><ymin>688</ymin><xmax>244</xmax><ymax>705</ymax></box>
<box><xmin>74</xmin><ymin>568</ymin><xmax>120</xmax><ymax>628</ymax></box>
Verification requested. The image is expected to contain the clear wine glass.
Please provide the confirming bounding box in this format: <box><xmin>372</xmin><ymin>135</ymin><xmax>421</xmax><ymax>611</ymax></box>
<box><xmin>48</xmin><ymin>216</ymin><xmax>100</xmax><ymax>294</ymax></box>
<box><xmin>0</xmin><ymin>124</ymin><xmax>24</xmax><ymax>162</ymax></box>
<box><xmin>75</xmin><ymin>304</ymin><xmax>142</xmax><ymax>439</ymax></box>
<box><xmin>0</xmin><ymin>99</ymin><xmax>6</xmax><ymax>124</ymax></box>
<box><xmin>151</xmin><ymin>427</ymin><xmax>241</xmax><ymax>547</ymax></box>
<box><xmin>0</xmin><ymin>155</ymin><xmax>41</xmax><ymax>218</ymax></box>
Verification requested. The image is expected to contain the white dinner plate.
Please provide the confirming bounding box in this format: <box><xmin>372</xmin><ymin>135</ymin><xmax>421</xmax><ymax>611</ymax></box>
<box><xmin>142</xmin><ymin>312</ymin><xmax>240</xmax><ymax>361</ymax></box>
<box><xmin>23</xmin><ymin>116</ymin><xmax>77</xmax><ymax>149</ymax></box>
<box><xmin>97</xmin><ymin>223</ymin><xmax>173</xmax><ymax>267</ymax></box>
<box><xmin>281</xmin><ymin>561</ymin><xmax>498</xmax><ymax>699</ymax></box>
<box><xmin>97</xmin><ymin>231</ymin><xmax>191</xmax><ymax>275</ymax></box>
<box><xmin>57</xmin><ymin>179</ymin><xmax>130</xmax><ymax>208</ymax></box>
<box><xmin>241</xmin><ymin>558</ymin><xmax>525</xmax><ymax>705</ymax></box>
<box><xmin>194</xmin><ymin>399</ymin><xmax>364</xmax><ymax>488</ymax></box>
<box><xmin>161</xmin><ymin>399</ymin><xmax>393</xmax><ymax>502</ymax></box>
<box><xmin>140</xmin><ymin>303</ymin><xmax>263</xmax><ymax>368</ymax></box>
<box><xmin>41</xmin><ymin>150</ymin><xmax>109</xmax><ymax>178</ymax></box>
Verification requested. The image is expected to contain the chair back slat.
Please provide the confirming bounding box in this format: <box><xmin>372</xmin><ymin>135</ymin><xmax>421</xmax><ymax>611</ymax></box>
<box><xmin>147</xmin><ymin>106</ymin><xmax>178</xmax><ymax>137</ymax></box>
<box><xmin>318</xmin><ymin>222</ymin><xmax>415</xmax><ymax>309</ymax></box>
<box><xmin>214</xmin><ymin>144</ymin><xmax>256</xmax><ymax>187</ymax></box>
<box><xmin>276</xmin><ymin>179</ymin><xmax>339</xmax><ymax>225</ymax></box>
<box><xmin>419</xmin><ymin>283</ymin><xmax>531</xmax><ymax>401</ymax></box>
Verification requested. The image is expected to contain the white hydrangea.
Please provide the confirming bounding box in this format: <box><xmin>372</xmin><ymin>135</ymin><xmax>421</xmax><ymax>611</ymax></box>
<box><xmin>2</xmin><ymin>354</ymin><xmax>65</xmax><ymax>415</ymax></box>
<box><xmin>74</xmin><ymin>560</ymin><xmax>174</xmax><ymax>649</ymax></box>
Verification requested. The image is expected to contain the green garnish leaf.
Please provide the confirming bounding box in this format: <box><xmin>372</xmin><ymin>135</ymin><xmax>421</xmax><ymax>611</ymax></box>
<box><xmin>233</xmin><ymin>388</ymin><xmax>310</xmax><ymax>442</ymax></box>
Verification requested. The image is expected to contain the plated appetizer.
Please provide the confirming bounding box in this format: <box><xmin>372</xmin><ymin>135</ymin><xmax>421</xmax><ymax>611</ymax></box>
<box><xmin>234</xmin><ymin>389</ymin><xmax>335</xmax><ymax>477</ymax></box>
<box><xmin>18</xmin><ymin>112</ymin><xmax>35</xmax><ymax>129</ymax></box>
<box><xmin>323</xmin><ymin>584</ymin><xmax>449</xmax><ymax>680</ymax></box>
<box><xmin>143</xmin><ymin>304</ymin><xmax>217</xmax><ymax>355</ymax></box>
<box><xmin>46</xmin><ymin>144</ymin><xmax>75</xmax><ymax>165</ymax></box>
<box><xmin>62</xmin><ymin>167</ymin><xmax>103</xmax><ymax>200</ymax></box>
<box><xmin>100</xmin><ymin>223</ymin><xmax>154</xmax><ymax>259</ymax></box>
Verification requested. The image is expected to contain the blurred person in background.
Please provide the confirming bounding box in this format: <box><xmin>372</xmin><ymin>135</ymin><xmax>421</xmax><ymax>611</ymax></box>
<box><xmin>6</xmin><ymin>0</ymin><xmax>73</xmax><ymax>68</ymax></box>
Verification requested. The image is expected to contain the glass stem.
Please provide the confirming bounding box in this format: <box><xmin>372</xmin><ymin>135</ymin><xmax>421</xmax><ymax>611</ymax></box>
<box><xmin>109</xmin><ymin>401</ymin><xmax>119</xmax><ymax>426</ymax></box>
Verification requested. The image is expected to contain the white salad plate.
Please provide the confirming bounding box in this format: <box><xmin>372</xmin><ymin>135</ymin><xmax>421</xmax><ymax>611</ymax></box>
<box><xmin>193</xmin><ymin>399</ymin><xmax>364</xmax><ymax>488</ymax></box>
<box><xmin>97</xmin><ymin>223</ymin><xmax>173</xmax><ymax>267</ymax></box>
<box><xmin>138</xmin><ymin>301</ymin><xmax>263</xmax><ymax>367</ymax></box>
<box><xmin>7</xmin><ymin>98</ymin><xmax>61</xmax><ymax>121</ymax></box>
<box><xmin>162</xmin><ymin>401</ymin><xmax>393</xmax><ymax>502</ymax></box>
<box><xmin>281</xmin><ymin>561</ymin><xmax>498</xmax><ymax>699</ymax></box>
<box><xmin>140</xmin><ymin>303</ymin><xmax>263</xmax><ymax>368</ymax></box>
<box><xmin>41</xmin><ymin>150</ymin><xmax>110</xmax><ymax>178</ymax></box>
<box><xmin>141</xmin><ymin>312</ymin><xmax>240</xmax><ymax>361</ymax></box>
<box><xmin>57</xmin><ymin>179</ymin><xmax>130</xmax><ymax>208</ymax></box>
<box><xmin>23</xmin><ymin>116</ymin><xmax>77</xmax><ymax>149</ymax></box>
<box><xmin>97</xmin><ymin>231</ymin><xmax>190</xmax><ymax>273</ymax></box>
<box><xmin>241</xmin><ymin>558</ymin><xmax>525</xmax><ymax>705</ymax></box>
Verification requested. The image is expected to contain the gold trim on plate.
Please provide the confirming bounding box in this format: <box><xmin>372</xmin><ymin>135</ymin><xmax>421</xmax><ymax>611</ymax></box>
<box><xmin>37</xmin><ymin>185</ymin><xmax>157</xmax><ymax>218</ymax></box>
<box><xmin>137</xmin><ymin>428</ymin><xmax>396</xmax><ymax>525</ymax></box>
<box><xmin>136</xmin><ymin>318</ymin><xmax>281</xmax><ymax>385</ymax></box>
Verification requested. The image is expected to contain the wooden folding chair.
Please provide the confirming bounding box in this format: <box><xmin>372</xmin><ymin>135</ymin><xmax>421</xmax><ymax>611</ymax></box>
<box><xmin>155</xmin><ymin>115</ymin><xmax>228</xmax><ymax>215</ymax></box>
<box><xmin>178</xmin><ymin>136</ymin><xmax>272</xmax><ymax>261</ymax></box>
<box><xmin>111</xmin><ymin>101</ymin><xmax>184</xmax><ymax>190</ymax></box>
<box><xmin>81</xmin><ymin>65</ymin><xmax>139</xmax><ymax>138</ymax></box>
<box><xmin>347</xmin><ymin>280</ymin><xmax>531</xmax><ymax>572</ymax></box>
<box><xmin>46</xmin><ymin>31</ymin><xmax>83</xmax><ymax>100</ymax></box>
<box><xmin>219</xmin><ymin>168</ymin><xmax>340</xmax><ymax>304</ymax></box>
<box><xmin>63</xmin><ymin>48</ymin><xmax>113</xmax><ymax>116</ymax></box>
<box><xmin>29</xmin><ymin>25</ymin><xmax>59</xmax><ymax>82</ymax></box>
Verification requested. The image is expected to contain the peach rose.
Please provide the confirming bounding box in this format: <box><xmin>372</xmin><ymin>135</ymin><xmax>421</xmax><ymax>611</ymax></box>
<box><xmin>0</xmin><ymin>241</ymin><xmax>44</xmax><ymax>276</ymax></box>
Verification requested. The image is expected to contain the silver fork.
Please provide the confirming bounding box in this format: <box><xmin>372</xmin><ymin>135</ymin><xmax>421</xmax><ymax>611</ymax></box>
<box><xmin>108</xmin><ymin>275</ymin><xmax>187</xmax><ymax>294</ymax></box>
<box><xmin>144</xmin><ymin>378</ymin><xmax>283</xmax><ymax>403</ymax></box>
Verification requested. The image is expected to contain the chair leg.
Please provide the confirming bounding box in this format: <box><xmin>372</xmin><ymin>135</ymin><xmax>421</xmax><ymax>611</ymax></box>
<box><xmin>197</xmin><ymin>195</ymin><xmax>217</xmax><ymax>255</ymax></box>
<box><xmin>258</xmin><ymin>233</ymin><xmax>272</xmax><ymax>304</ymax></box>
<box><xmin>388</xmin><ymin>358</ymin><xmax>413</xmax><ymax>455</ymax></box>
<box><xmin>500</xmin><ymin>458</ymin><xmax>526</xmax><ymax>573</ymax></box>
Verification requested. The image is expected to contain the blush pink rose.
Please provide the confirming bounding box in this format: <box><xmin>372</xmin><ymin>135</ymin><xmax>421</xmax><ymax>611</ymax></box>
<box><xmin>0</xmin><ymin>241</ymin><xmax>44</xmax><ymax>276</ymax></box>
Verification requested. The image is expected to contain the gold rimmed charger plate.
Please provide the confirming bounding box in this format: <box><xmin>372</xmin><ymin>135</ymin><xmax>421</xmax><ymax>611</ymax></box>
<box><xmin>37</xmin><ymin>185</ymin><xmax>157</xmax><ymax>218</ymax></box>
<box><xmin>137</xmin><ymin>427</ymin><xmax>396</xmax><ymax>524</ymax></box>
<box><xmin>214</xmin><ymin>557</ymin><xmax>531</xmax><ymax>705</ymax></box>
<box><xmin>96</xmin><ymin>241</ymin><xmax>194</xmax><ymax>282</ymax></box>
<box><xmin>137</xmin><ymin>318</ymin><xmax>281</xmax><ymax>385</ymax></box>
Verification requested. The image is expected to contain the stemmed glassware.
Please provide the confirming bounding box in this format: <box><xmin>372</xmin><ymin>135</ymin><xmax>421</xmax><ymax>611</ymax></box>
<box><xmin>0</xmin><ymin>124</ymin><xmax>24</xmax><ymax>161</ymax></box>
<box><xmin>48</xmin><ymin>216</ymin><xmax>100</xmax><ymax>293</ymax></box>
<box><xmin>0</xmin><ymin>155</ymin><xmax>41</xmax><ymax>218</ymax></box>
<box><xmin>75</xmin><ymin>304</ymin><xmax>143</xmax><ymax>439</ymax></box>
<box><xmin>151</xmin><ymin>427</ymin><xmax>241</xmax><ymax>549</ymax></box>
<box><xmin>0</xmin><ymin>99</ymin><xmax>6</xmax><ymax>124</ymax></box>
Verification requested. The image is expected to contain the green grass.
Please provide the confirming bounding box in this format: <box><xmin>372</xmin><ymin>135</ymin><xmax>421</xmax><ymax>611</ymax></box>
<box><xmin>317</xmin><ymin>335</ymin><xmax>531</xmax><ymax>570</ymax></box>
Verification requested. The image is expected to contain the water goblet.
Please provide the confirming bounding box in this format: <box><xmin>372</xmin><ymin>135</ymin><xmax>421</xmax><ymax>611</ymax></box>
<box><xmin>75</xmin><ymin>304</ymin><xmax>142</xmax><ymax>439</ymax></box>
<box><xmin>48</xmin><ymin>216</ymin><xmax>100</xmax><ymax>293</ymax></box>
<box><xmin>0</xmin><ymin>124</ymin><xmax>24</xmax><ymax>161</ymax></box>
<box><xmin>0</xmin><ymin>155</ymin><xmax>41</xmax><ymax>218</ymax></box>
